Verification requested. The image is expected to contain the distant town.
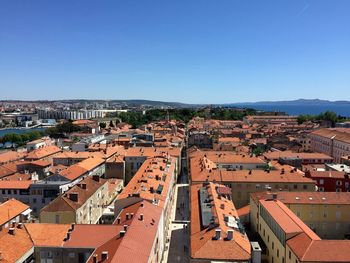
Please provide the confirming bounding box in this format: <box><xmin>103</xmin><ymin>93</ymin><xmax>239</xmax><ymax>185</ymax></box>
<box><xmin>1</xmin><ymin>99</ymin><xmax>350</xmax><ymax>263</ymax></box>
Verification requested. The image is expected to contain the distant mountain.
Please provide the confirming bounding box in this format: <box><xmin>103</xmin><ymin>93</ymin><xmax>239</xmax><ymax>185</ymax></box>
<box><xmin>226</xmin><ymin>99</ymin><xmax>350</xmax><ymax>106</ymax></box>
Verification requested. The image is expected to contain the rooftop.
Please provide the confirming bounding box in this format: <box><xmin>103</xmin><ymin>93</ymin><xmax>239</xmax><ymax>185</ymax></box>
<box><xmin>190</xmin><ymin>182</ymin><xmax>251</xmax><ymax>261</ymax></box>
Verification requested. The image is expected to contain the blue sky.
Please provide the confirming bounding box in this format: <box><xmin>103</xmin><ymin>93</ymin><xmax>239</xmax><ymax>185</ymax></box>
<box><xmin>0</xmin><ymin>0</ymin><xmax>349</xmax><ymax>103</ymax></box>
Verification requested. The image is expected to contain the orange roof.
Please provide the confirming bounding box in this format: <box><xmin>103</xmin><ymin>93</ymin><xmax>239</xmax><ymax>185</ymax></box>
<box><xmin>190</xmin><ymin>183</ymin><xmax>251</xmax><ymax>261</ymax></box>
<box><xmin>58</xmin><ymin>157</ymin><xmax>104</xmax><ymax>181</ymax></box>
<box><xmin>64</xmin><ymin>224</ymin><xmax>122</xmax><ymax>248</ymax></box>
<box><xmin>311</xmin><ymin>128</ymin><xmax>350</xmax><ymax>144</ymax></box>
<box><xmin>0</xmin><ymin>151</ymin><xmax>26</xmax><ymax>164</ymax></box>
<box><xmin>124</xmin><ymin>147</ymin><xmax>181</xmax><ymax>159</ymax></box>
<box><xmin>111</xmin><ymin>201</ymin><xmax>163</xmax><ymax>263</ymax></box>
<box><xmin>0</xmin><ymin>226</ymin><xmax>33</xmax><ymax>263</ymax></box>
<box><xmin>189</xmin><ymin>149</ymin><xmax>265</xmax><ymax>164</ymax></box>
<box><xmin>25</xmin><ymin>145</ymin><xmax>61</xmax><ymax>160</ymax></box>
<box><xmin>0</xmin><ymin>163</ymin><xmax>17</xmax><ymax>178</ymax></box>
<box><xmin>0</xmin><ymin>180</ymin><xmax>32</xmax><ymax>189</ymax></box>
<box><xmin>117</xmin><ymin>157</ymin><xmax>176</xmax><ymax>207</ymax></box>
<box><xmin>25</xmin><ymin>223</ymin><xmax>71</xmax><ymax>247</ymax></box>
<box><xmin>252</xmin><ymin>191</ymin><xmax>350</xmax><ymax>206</ymax></box>
<box><xmin>0</xmin><ymin>199</ymin><xmax>30</xmax><ymax>226</ymax></box>
<box><xmin>72</xmin><ymin>119</ymin><xmax>96</xmax><ymax>125</ymax></box>
<box><xmin>264</xmin><ymin>151</ymin><xmax>333</xmax><ymax>161</ymax></box>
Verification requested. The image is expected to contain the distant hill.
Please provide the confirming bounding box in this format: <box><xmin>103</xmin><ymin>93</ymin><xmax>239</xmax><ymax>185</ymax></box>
<box><xmin>226</xmin><ymin>99</ymin><xmax>350</xmax><ymax>106</ymax></box>
<box><xmin>0</xmin><ymin>99</ymin><xmax>202</xmax><ymax>108</ymax></box>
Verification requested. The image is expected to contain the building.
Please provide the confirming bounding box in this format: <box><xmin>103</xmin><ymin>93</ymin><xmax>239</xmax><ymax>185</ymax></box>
<box><xmin>243</xmin><ymin>115</ymin><xmax>298</xmax><ymax>125</ymax></box>
<box><xmin>26</xmin><ymin>137</ymin><xmax>52</xmax><ymax>151</ymax></box>
<box><xmin>0</xmin><ymin>180</ymin><xmax>32</xmax><ymax>205</ymax></box>
<box><xmin>188</xmin><ymin>131</ymin><xmax>213</xmax><ymax>149</ymax></box>
<box><xmin>0</xmin><ymin>198</ymin><xmax>31</xmax><ymax>228</ymax></box>
<box><xmin>263</xmin><ymin>151</ymin><xmax>333</xmax><ymax>166</ymax></box>
<box><xmin>47</xmin><ymin>157</ymin><xmax>105</xmax><ymax>184</ymax></box>
<box><xmin>105</xmin><ymin>155</ymin><xmax>125</xmax><ymax>181</ymax></box>
<box><xmin>116</xmin><ymin>156</ymin><xmax>177</xmax><ymax>237</ymax></box>
<box><xmin>310</xmin><ymin>128</ymin><xmax>350</xmax><ymax>162</ymax></box>
<box><xmin>0</xmin><ymin>150</ymin><xmax>26</xmax><ymax>165</ymax></box>
<box><xmin>190</xmin><ymin>182</ymin><xmax>252</xmax><ymax>262</ymax></box>
<box><xmin>123</xmin><ymin>146</ymin><xmax>181</xmax><ymax>183</ymax></box>
<box><xmin>251</xmin><ymin>197</ymin><xmax>350</xmax><ymax>263</ymax></box>
<box><xmin>25</xmin><ymin>145</ymin><xmax>62</xmax><ymax>161</ymax></box>
<box><xmin>189</xmin><ymin>151</ymin><xmax>315</xmax><ymax>208</ymax></box>
<box><xmin>40</xmin><ymin>176</ymin><xmax>109</xmax><ymax>224</ymax></box>
<box><xmin>305</xmin><ymin>170</ymin><xmax>350</xmax><ymax>192</ymax></box>
<box><xmin>0</xmin><ymin>222</ymin><xmax>34</xmax><ymax>262</ymax></box>
<box><xmin>251</xmin><ymin>191</ymin><xmax>350</xmax><ymax>239</ymax></box>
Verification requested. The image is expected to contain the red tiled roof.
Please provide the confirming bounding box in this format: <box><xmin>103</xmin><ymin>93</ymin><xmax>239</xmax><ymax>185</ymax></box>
<box><xmin>0</xmin><ymin>199</ymin><xmax>30</xmax><ymax>226</ymax></box>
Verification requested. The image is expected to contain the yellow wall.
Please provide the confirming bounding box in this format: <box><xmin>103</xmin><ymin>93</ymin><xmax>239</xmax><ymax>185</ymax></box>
<box><xmin>40</xmin><ymin>211</ymin><xmax>75</xmax><ymax>224</ymax></box>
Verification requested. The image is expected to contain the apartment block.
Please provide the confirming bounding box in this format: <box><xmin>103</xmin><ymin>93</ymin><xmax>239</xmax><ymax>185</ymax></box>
<box><xmin>310</xmin><ymin>128</ymin><xmax>350</xmax><ymax>162</ymax></box>
<box><xmin>251</xmin><ymin>191</ymin><xmax>350</xmax><ymax>239</ymax></box>
<box><xmin>40</xmin><ymin>176</ymin><xmax>109</xmax><ymax>224</ymax></box>
<box><xmin>251</xmin><ymin>198</ymin><xmax>350</xmax><ymax>263</ymax></box>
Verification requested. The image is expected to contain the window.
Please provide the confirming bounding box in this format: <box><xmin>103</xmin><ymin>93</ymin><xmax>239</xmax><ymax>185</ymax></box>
<box><xmin>55</xmin><ymin>215</ymin><xmax>60</xmax><ymax>223</ymax></box>
<box><xmin>277</xmin><ymin>249</ymin><xmax>279</xmax><ymax>257</ymax></box>
<box><xmin>289</xmin><ymin>251</ymin><xmax>291</xmax><ymax>259</ymax></box>
<box><xmin>336</xmin><ymin>211</ymin><xmax>341</xmax><ymax>219</ymax></box>
<box><xmin>293</xmin><ymin>185</ymin><xmax>298</xmax><ymax>189</ymax></box>
<box><xmin>303</xmin><ymin>185</ymin><xmax>307</xmax><ymax>189</ymax></box>
<box><xmin>272</xmin><ymin>242</ymin><xmax>274</xmax><ymax>250</ymax></box>
<box><xmin>337</xmin><ymin>181</ymin><xmax>343</xmax><ymax>186</ymax></box>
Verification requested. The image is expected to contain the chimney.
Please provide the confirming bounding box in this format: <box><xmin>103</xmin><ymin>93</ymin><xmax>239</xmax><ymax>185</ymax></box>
<box><xmin>126</xmin><ymin>213</ymin><xmax>130</xmax><ymax>220</ymax></box>
<box><xmin>140</xmin><ymin>214</ymin><xmax>144</xmax><ymax>221</ymax></box>
<box><xmin>8</xmin><ymin>228</ymin><xmax>15</xmax><ymax>235</ymax></box>
<box><xmin>226</xmin><ymin>229</ymin><xmax>234</xmax><ymax>240</ymax></box>
<box><xmin>214</xmin><ymin>229</ymin><xmax>221</xmax><ymax>240</ymax></box>
<box><xmin>92</xmin><ymin>254</ymin><xmax>98</xmax><ymax>263</ymax></box>
<box><xmin>17</xmin><ymin>223</ymin><xmax>23</xmax><ymax>229</ymax></box>
<box><xmin>120</xmin><ymin>230</ymin><xmax>126</xmax><ymax>237</ymax></box>
<box><xmin>92</xmin><ymin>175</ymin><xmax>100</xmax><ymax>182</ymax></box>
<box><xmin>69</xmin><ymin>193</ymin><xmax>78</xmax><ymax>202</ymax></box>
<box><xmin>11</xmin><ymin>221</ymin><xmax>16</xmax><ymax>228</ymax></box>
<box><xmin>79</xmin><ymin>183</ymin><xmax>87</xmax><ymax>190</ymax></box>
<box><xmin>141</xmin><ymin>202</ymin><xmax>144</xmax><ymax>208</ymax></box>
<box><xmin>101</xmin><ymin>251</ymin><xmax>108</xmax><ymax>261</ymax></box>
<box><xmin>220</xmin><ymin>204</ymin><xmax>225</xmax><ymax>209</ymax></box>
<box><xmin>130</xmin><ymin>213</ymin><xmax>134</xmax><ymax>219</ymax></box>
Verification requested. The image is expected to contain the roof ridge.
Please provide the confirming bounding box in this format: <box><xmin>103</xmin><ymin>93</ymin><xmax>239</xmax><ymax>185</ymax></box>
<box><xmin>300</xmin><ymin>239</ymin><xmax>315</xmax><ymax>260</ymax></box>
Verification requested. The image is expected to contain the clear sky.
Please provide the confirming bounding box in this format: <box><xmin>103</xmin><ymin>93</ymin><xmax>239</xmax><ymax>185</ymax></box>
<box><xmin>0</xmin><ymin>0</ymin><xmax>349</xmax><ymax>103</ymax></box>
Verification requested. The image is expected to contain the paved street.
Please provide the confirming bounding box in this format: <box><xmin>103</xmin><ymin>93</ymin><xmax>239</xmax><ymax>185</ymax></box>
<box><xmin>163</xmin><ymin>153</ymin><xmax>190</xmax><ymax>263</ymax></box>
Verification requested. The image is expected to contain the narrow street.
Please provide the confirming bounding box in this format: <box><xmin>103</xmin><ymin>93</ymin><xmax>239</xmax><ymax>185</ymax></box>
<box><xmin>163</xmin><ymin>154</ymin><xmax>190</xmax><ymax>263</ymax></box>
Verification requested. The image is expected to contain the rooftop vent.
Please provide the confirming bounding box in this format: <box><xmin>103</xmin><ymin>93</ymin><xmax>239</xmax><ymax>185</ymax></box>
<box><xmin>8</xmin><ymin>228</ymin><xmax>15</xmax><ymax>235</ymax></box>
<box><xmin>226</xmin><ymin>229</ymin><xmax>234</xmax><ymax>241</ymax></box>
<box><xmin>101</xmin><ymin>251</ymin><xmax>108</xmax><ymax>261</ymax></box>
<box><xmin>213</xmin><ymin>229</ymin><xmax>221</xmax><ymax>240</ymax></box>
